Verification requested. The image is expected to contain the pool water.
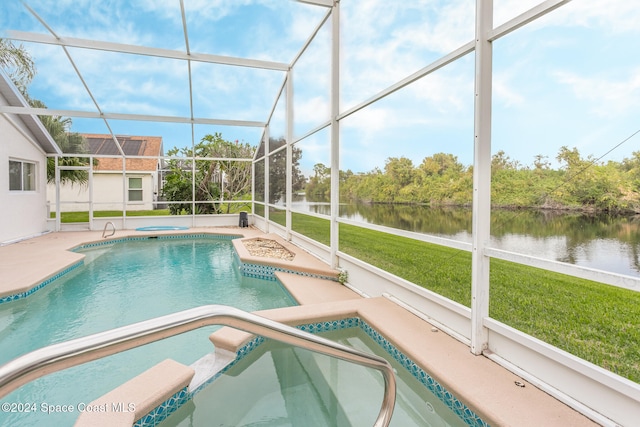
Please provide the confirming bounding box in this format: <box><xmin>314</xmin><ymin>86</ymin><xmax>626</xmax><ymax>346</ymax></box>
<box><xmin>160</xmin><ymin>327</ymin><xmax>469</xmax><ymax>427</ymax></box>
<box><xmin>0</xmin><ymin>236</ymin><xmax>295</xmax><ymax>426</ymax></box>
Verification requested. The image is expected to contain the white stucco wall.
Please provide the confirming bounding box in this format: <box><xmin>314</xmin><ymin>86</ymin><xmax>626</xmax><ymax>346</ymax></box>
<box><xmin>0</xmin><ymin>113</ymin><xmax>48</xmax><ymax>244</ymax></box>
<box><xmin>47</xmin><ymin>171</ymin><xmax>156</xmax><ymax>212</ymax></box>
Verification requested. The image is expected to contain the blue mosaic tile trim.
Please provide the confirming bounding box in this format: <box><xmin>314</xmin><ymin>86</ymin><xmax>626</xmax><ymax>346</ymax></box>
<box><xmin>231</xmin><ymin>240</ymin><xmax>335</xmax><ymax>283</ymax></box>
<box><xmin>236</xmin><ymin>335</ymin><xmax>267</xmax><ymax>360</ymax></box>
<box><xmin>238</xmin><ymin>261</ymin><xmax>337</xmax><ymax>282</ymax></box>
<box><xmin>0</xmin><ymin>260</ymin><xmax>84</xmax><ymax>305</ymax></box>
<box><xmin>229</xmin><ymin>256</ymin><xmax>298</xmax><ymax>306</ymax></box>
<box><xmin>359</xmin><ymin>320</ymin><xmax>489</xmax><ymax>427</ymax></box>
<box><xmin>297</xmin><ymin>317</ymin><xmax>360</xmax><ymax>333</ymax></box>
<box><xmin>73</xmin><ymin>234</ymin><xmax>241</xmax><ymax>251</ymax></box>
<box><xmin>156</xmin><ymin>234</ymin><xmax>239</xmax><ymax>241</ymax></box>
<box><xmin>133</xmin><ymin>386</ymin><xmax>190</xmax><ymax>427</ymax></box>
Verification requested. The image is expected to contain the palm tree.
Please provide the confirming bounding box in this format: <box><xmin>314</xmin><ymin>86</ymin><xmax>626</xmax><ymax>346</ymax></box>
<box><xmin>2</xmin><ymin>38</ymin><xmax>92</xmax><ymax>185</ymax></box>
<box><xmin>28</xmin><ymin>99</ymin><xmax>92</xmax><ymax>185</ymax></box>
<box><xmin>0</xmin><ymin>38</ymin><xmax>36</xmax><ymax>94</ymax></box>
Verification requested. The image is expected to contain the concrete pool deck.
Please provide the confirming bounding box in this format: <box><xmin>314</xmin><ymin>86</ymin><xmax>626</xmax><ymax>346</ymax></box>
<box><xmin>0</xmin><ymin>227</ymin><xmax>599</xmax><ymax>426</ymax></box>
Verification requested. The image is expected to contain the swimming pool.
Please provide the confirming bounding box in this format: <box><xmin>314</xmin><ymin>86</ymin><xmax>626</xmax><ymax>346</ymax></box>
<box><xmin>0</xmin><ymin>235</ymin><xmax>296</xmax><ymax>426</ymax></box>
<box><xmin>159</xmin><ymin>321</ymin><xmax>486</xmax><ymax>427</ymax></box>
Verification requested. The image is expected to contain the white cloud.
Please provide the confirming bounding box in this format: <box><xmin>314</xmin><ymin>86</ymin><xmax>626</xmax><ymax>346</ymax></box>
<box><xmin>26</xmin><ymin>0</ymin><xmax>160</xmax><ymax>46</ymax></box>
<box><xmin>410</xmin><ymin>68</ymin><xmax>472</xmax><ymax>115</ymax></box>
<box><xmin>396</xmin><ymin>1</ymin><xmax>475</xmax><ymax>54</ymax></box>
<box><xmin>493</xmin><ymin>58</ymin><xmax>530</xmax><ymax>108</ymax></box>
<box><xmin>294</xmin><ymin>96</ymin><xmax>330</xmax><ymax>129</ymax></box>
<box><xmin>493</xmin><ymin>0</ymin><xmax>544</xmax><ymax>27</ymax></box>
<box><xmin>553</xmin><ymin>68</ymin><xmax>640</xmax><ymax>118</ymax></box>
<box><xmin>547</xmin><ymin>0</ymin><xmax>640</xmax><ymax>34</ymax></box>
<box><xmin>493</xmin><ymin>77</ymin><xmax>525</xmax><ymax>108</ymax></box>
<box><xmin>340</xmin><ymin>0</ymin><xmax>475</xmax><ymax>112</ymax></box>
<box><xmin>190</xmin><ymin>61</ymin><xmax>284</xmax><ymax>121</ymax></box>
<box><xmin>141</xmin><ymin>0</ymin><xmax>262</xmax><ymax>25</ymax></box>
<box><xmin>29</xmin><ymin>41</ymin><xmax>192</xmax><ymax>116</ymax></box>
<box><xmin>28</xmin><ymin>43</ymin><xmax>94</xmax><ymax>109</ymax></box>
<box><xmin>342</xmin><ymin>106</ymin><xmax>393</xmax><ymax>145</ymax></box>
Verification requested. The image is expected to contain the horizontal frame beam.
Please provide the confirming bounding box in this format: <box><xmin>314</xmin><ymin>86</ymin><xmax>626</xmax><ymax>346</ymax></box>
<box><xmin>0</xmin><ymin>106</ymin><xmax>266</xmax><ymax>128</ymax></box>
<box><xmin>488</xmin><ymin>0</ymin><xmax>572</xmax><ymax>41</ymax></box>
<box><xmin>293</xmin><ymin>0</ymin><xmax>333</xmax><ymax>7</ymax></box>
<box><xmin>5</xmin><ymin>30</ymin><xmax>290</xmax><ymax>72</ymax></box>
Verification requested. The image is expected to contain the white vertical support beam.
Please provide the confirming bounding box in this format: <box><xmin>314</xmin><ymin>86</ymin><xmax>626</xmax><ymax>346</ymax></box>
<box><xmin>121</xmin><ymin>156</ymin><xmax>127</xmax><ymax>230</ymax></box>
<box><xmin>329</xmin><ymin>1</ymin><xmax>340</xmax><ymax>269</ymax></box>
<box><xmin>89</xmin><ymin>156</ymin><xmax>94</xmax><ymax>230</ymax></box>
<box><xmin>264</xmin><ymin>127</ymin><xmax>270</xmax><ymax>233</ymax></box>
<box><xmin>471</xmin><ymin>0</ymin><xmax>493</xmax><ymax>355</ymax></box>
<box><xmin>191</xmin><ymin>129</ymin><xmax>196</xmax><ymax>225</ymax></box>
<box><xmin>55</xmin><ymin>156</ymin><xmax>60</xmax><ymax>232</ymax></box>
<box><xmin>286</xmin><ymin>72</ymin><xmax>294</xmax><ymax>240</ymax></box>
<box><xmin>251</xmin><ymin>155</ymin><xmax>256</xmax><ymax>222</ymax></box>
<box><xmin>181</xmin><ymin>0</ymin><xmax>196</xmax><ymax>229</ymax></box>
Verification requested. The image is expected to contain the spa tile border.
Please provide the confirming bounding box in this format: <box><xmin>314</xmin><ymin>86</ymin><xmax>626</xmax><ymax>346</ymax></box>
<box><xmin>357</xmin><ymin>319</ymin><xmax>488</xmax><ymax>427</ymax></box>
<box><xmin>189</xmin><ymin>317</ymin><xmax>488</xmax><ymax>427</ymax></box>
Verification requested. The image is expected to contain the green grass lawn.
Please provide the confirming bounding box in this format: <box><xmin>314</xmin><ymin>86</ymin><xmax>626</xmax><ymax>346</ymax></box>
<box><xmin>281</xmin><ymin>210</ymin><xmax>640</xmax><ymax>383</ymax></box>
<box><xmin>50</xmin><ymin>203</ymin><xmax>251</xmax><ymax>222</ymax></box>
<box><xmin>51</xmin><ymin>210</ymin><xmax>170</xmax><ymax>222</ymax></box>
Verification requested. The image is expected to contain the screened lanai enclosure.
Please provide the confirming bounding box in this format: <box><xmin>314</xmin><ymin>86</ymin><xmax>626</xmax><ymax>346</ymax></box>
<box><xmin>1</xmin><ymin>1</ymin><xmax>640</xmax><ymax>426</ymax></box>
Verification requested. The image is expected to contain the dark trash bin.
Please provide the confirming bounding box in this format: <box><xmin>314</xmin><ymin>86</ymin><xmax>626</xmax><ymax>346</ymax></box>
<box><xmin>239</xmin><ymin>211</ymin><xmax>249</xmax><ymax>228</ymax></box>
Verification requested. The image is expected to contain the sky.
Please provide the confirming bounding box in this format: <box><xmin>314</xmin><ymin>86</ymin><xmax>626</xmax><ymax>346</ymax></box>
<box><xmin>1</xmin><ymin>0</ymin><xmax>639</xmax><ymax>177</ymax></box>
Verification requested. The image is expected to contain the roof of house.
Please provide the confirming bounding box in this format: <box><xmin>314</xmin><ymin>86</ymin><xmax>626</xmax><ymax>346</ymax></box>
<box><xmin>0</xmin><ymin>69</ymin><xmax>61</xmax><ymax>154</ymax></box>
<box><xmin>82</xmin><ymin>134</ymin><xmax>163</xmax><ymax>172</ymax></box>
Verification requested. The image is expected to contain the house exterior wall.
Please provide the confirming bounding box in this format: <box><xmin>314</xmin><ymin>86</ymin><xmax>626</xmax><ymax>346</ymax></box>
<box><xmin>0</xmin><ymin>112</ymin><xmax>48</xmax><ymax>244</ymax></box>
<box><xmin>47</xmin><ymin>171</ymin><xmax>157</xmax><ymax>212</ymax></box>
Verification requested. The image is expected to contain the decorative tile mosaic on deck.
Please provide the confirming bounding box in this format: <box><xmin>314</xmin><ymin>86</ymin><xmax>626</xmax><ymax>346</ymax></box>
<box><xmin>235</xmin><ymin>253</ymin><xmax>337</xmax><ymax>282</ymax></box>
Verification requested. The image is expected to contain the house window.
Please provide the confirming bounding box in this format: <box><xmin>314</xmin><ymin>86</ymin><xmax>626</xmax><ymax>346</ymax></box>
<box><xmin>128</xmin><ymin>177</ymin><xmax>143</xmax><ymax>201</ymax></box>
<box><xmin>9</xmin><ymin>160</ymin><xmax>36</xmax><ymax>191</ymax></box>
